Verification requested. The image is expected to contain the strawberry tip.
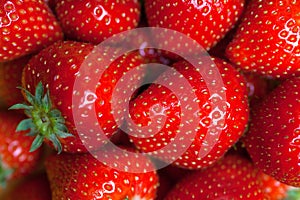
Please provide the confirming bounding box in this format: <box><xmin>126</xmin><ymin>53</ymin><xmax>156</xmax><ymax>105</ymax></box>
<box><xmin>9</xmin><ymin>82</ymin><xmax>73</xmax><ymax>154</ymax></box>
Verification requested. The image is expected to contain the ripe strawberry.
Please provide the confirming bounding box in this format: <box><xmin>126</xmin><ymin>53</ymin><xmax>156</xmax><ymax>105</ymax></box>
<box><xmin>225</xmin><ymin>0</ymin><xmax>300</xmax><ymax>78</ymax></box>
<box><xmin>55</xmin><ymin>0</ymin><xmax>141</xmax><ymax>44</ymax></box>
<box><xmin>44</xmin><ymin>148</ymin><xmax>159</xmax><ymax>199</ymax></box>
<box><xmin>4</xmin><ymin>172</ymin><xmax>51</xmax><ymax>200</ymax></box>
<box><xmin>0</xmin><ymin>56</ymin><xmax>30</xmax><ymax>109</ymax></box>
<box><xmin>260</xmin><ymin>172</ymin><xmax>291</xmax><ymax>200</ymax></box>
<box><xmin>127</xmin><ymin>57</ymin><xmax>249</xmax><ymax>169</ymax></box>
<box><xmin>164</xmin><ymin>154</ymin><xmax>265</xmax><ymax>199</ymax></box>
<box><xmin>243</xmin><ymin>77</ymin><xmax>300</xmax><ymax>187</ymax></box>
<box><xmin>0</xmin><ymin>0</ymin><xmax>63</xmax><ymax>62</ymax></box>
<box><xmin>0</xmin><ymin>110</ymin><xmax>41</xmax><ymax>191</ymax></box>
<box><xmin>10</xmin><ymin>40</ymin><xmax>148</xmax><ymax>153</ymax></box>
<box><xmin>144</xmin><ymin>0</ymin><xmax>245</xmax><ymax>50</ymax></box>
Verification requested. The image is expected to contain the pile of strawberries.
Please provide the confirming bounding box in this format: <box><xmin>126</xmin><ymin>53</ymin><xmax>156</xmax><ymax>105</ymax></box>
<box><xmin>0</xmin><ymin>0</ymin><xmax>300</xmax><ymax>199</ymax></box>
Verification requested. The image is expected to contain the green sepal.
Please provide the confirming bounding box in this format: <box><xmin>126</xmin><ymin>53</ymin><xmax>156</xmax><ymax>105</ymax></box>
<box><xmin>42</xmin><ymin>90</ymin><xmax>51</xmax><ymax>112</ymax></box>
<box><xmin>26</xmin><ymin>127</ymin><xmax>38</xmax><ymax>136</ymax></box>
<box><xmin>16</xmin><ymin>118</ymin><xmax>34</xmax><ymax>132</ymax></box>
<box><xmin>30</xmin><ymin>134</ymin><xmax>44</xmax><ymax>152</ymax></box>
<box><xmin>285</xmin><ymin>187</ymin><xmax>300</xmax><ymax>200</ymax></box>
<box><xmin>49</xmin><ymin>134</ymin><xmax>62</xmax><ymax>154</ymax></box>
<box><xmin>35</xmin><ymin>82</ymin><xmax>44</xmax><ymax>105</ymax></box>
<box><xmin>0</xmin><ymin>159</ymin><xmax>14</xmax><ymax>189</ymax></box>
<box><xmin>18</xmin><ymin>86</ymin><xmax>36</xmax><ymax>105</ymax></box>
<box><xmin>9</xmin><ymin>103</ymin><xmax>33</xmax><ymax>110</ymax></box>
<box><xmin>56</xmin><ymin>131</ymin><xmax>74</xmax><ymax>139</ymax></box>
<box><xmin>49</xmin><ymin>109</ymin><xmax>63</xmax><ymax>119</ymax></box>
<box><xmin>11</xmin><ymin>82</ymin><xmax>73</xmax><ymax>154</ymax></box>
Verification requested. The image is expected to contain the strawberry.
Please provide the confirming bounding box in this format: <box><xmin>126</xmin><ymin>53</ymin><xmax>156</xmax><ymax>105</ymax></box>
<box><xmin>10</xmin><ymin>40</ymin><xmax>148</xmax><ymax>153</ymax></box>
<box><xmin>44</xmin><ymin>148</ymin><xmax>159</xmax><ymax>199</ymax></box>
<box><xmin>0</xmin><ymin>0</ymin><xmax>63</xmax><ymax>62</ymax></box>
<box><xmin>127</xmin><ymin>57</ymin><xmax>249</xmax><ymax>169</ymax></box>
<box><xmin>225</xmin><ymin>0</ymin><xmax>300</xmax><ymax>78</ymax></box>
<box><xmin>0</xmin><ymin>110</ymin><xmax>41</xmax><ymax>191</ymax></box>
<box><xmin>0</xmin><ymin>56</ymin><xmax>30</xmax><ymax>109</ymax></box>
<box><xmin>260</xmin><ymin>172</ymin><xmax>291</xmax><ymax>200</ymax></box>
<box><xmin>4</xmin><ymin>172</ymin><xmax>51</xmax><ymax>200</ymax></box>
<box><xmin>243</xmin><ymin>77</ymin><xmax>300</xmax><ymax>187</ymax></box>
<box><xmin>55</xmin><ymin>0</ymin><xmax>141</xmax><ymax>44</ymax></box>
<box><xmin>164</xmin><ymin>154</ymin><xmax>265</xmax><ymax>199</ymax></box>
<box><xmin>144</xmin><ymin>0</ymin><xmax>246</xmax><ymax>50</ymax></box>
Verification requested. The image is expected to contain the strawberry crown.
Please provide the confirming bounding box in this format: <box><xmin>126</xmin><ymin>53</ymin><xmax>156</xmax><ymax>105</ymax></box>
<box><xmin>286</xmin><ymin>187</ymin><xmax>300</xmax><ymax>200</ymax></box>
<box><xmin>0</xmin><ymin>159</ymin><xmax>13</xmax><ymax>188</ymax></box>
<box><xmin>9</xmin><ymin>82</ymin><xmax>73</xmax><ymax>153</ymax></box>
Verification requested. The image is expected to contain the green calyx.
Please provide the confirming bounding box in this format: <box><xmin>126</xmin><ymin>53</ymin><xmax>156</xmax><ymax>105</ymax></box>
<box><xmin>9</xmin><ymin>82</ymin><xmax>73</xmax><ymax>153</ymax></box>
<box><xmin>285</xmin><ymin>187</ymin><xmax>300</xmax><ymax>200</ymax></box>
<box><xmin>0</xmin><ymin>160</ymin><xmax>13</xmax><ymax>189</ymax></box>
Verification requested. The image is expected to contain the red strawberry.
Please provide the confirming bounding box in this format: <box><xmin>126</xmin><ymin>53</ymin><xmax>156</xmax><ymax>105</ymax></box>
<box><xmin>55</xmin><ymin>0</ymin><xmax>141</xmax><ymax>44</ymax></box>
<box><xmin>4</xmin><ymin>172</ymin><xmax>51</xmax><ymax>200</ymax></box>
<box><xmin>164</xmin><ymin>154</ymin><xmax>265</xmax><ymax>199</ymax></box>
<box><xmin>260</xmin><ymin>172</ymin><xmax>291</xmax><ymax>200</ymax></box>
<box><xmin>10</xmin><ymin>40</ymin><xmax>148</xmax><ymax>153</ymax></box>
<box><xmin>243</xmin><ymin>77</ymin><xmax>300</xmax><ymax>187</ymax></box>
<box><xmin>127</xmin><ymin>57</ymin><xmax>249</xmax><ymax>169</ymax></box>
<box><xmin>0</xmin><ymin>0</ymin><xmax>63</xmax><ymax>62</ymax></box>
<box><xmin>144</xmin><ymin>0</ymin><xmax>245</xmax><ymax>50</ymax></box>
<box><xmin>225</xmin><ymin>0</ymin><xmax>300</xmax><ymax>78</ymax></box>
<box><xmin>0</xmin><ymin>110</ymin><xmax>41</xmax><ymax>191</ymax></box>
<box><xmin>0</xmin><ymin>56</ymin><xmax>30</xmax><ymax>109</ymax></box>
<box><xmin>44</xmin><ymin>148</ymin><xmax>159</xmax><ymax>199</ymax></box>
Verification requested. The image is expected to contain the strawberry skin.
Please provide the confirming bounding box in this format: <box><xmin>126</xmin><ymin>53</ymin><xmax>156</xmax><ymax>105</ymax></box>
<box><xmin>164</xmin><ymin>154</ymin><xmax>265</xmax><ymax>199</ymax></box>
<box><xmin>128</xmin><ymin>57</ymin><xmax>249</xmax><ymax>169</ymax></box>
<box><xmin>0</xmin><ymin>0</ymin><xmax>63</xmax><ymax>62</ymax></box>
<box><xmin>55</xmin><ymin>0</ymin><xmax>141</xmax><ymax>44</ymax></box>
<box><xmin>260</xmin><ymin>172</ymin><xmax>291</xmax><ymax>200</ymax></box>
<box><xmin>0</xmin><ymin>56</ymin><xmax>30</xmax><ymax>109</ymax></box>
<box><xmin>144</xmin><ymin>0</ymin><xmax>245</xmax><ymax>50</ymax></box>
<box><xmin>226</xmin><ymin>0</ymin><xmax>300</xmax><ymax>78</ymax></box>
<box><xmin>243</xmin><ymin>77</ymin><xmax>300</xmax><ymax>187</ymax></box>
<box><xmin>0</xmin><ymin>110</ymin><xmax>41</xmax><ymax>190</ymax></box>
<box><xmin>4</xmin><ymin>172</ymin><xmax>51</xmax><ymax>200</ymax></box>
<box><xmin>11</xmin><ymin>40</ymin><xmax>148</xmax><ymax>153</ymax></box>
<box><xmin>44</xmin><ymin>148</ymin><xmax>159</xmax><ymax>199</ymax></box>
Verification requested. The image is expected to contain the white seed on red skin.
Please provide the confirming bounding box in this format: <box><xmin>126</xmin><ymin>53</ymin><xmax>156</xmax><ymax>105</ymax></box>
<box><xmin>165</xmin><ymin>155</ymin><xmax>263</xmax><ymax>199</ymax></box>
<box><xmin>226</xmin><ymin>0</ymin><xmax>300</xmax><ymax>78</ymax></box>
<box><xmin>0</xmin><ymin>0</ymin><xmax>62</xmax><ymax>61</ymax></box>
<box><xmin>128</xmin><ymin>58</ymin><xmax>248</xmax><ymax>169</ymax></box>
<box><xmin>55</xmin><ymin>0</ymin><xmax>140</xmax><ymax>44</ymax></box>
<box><xmin>244</xmin><ymin>77</ymin><xmax>300</xmax><ymax>186</ymax></box>
<box><xmin>145</xmin><ymin>0</ymin><xmax>244</xmax><ymax>50</ymax></box>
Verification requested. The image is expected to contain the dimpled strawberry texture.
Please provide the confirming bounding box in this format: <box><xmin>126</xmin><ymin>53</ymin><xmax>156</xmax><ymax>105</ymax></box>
<box><xmin>0</xmin><ymin>0</ymin><xmax>63</xmax><ymax>62</ymax></box>
<box><xmin>128</xmin><ymin>57</ymin><xmax>249</xmax><ymax>169</ymax></box>
<box><xmin>55</xmin><ymin>0</ymin><xmax>141</xmax><ymax>44</ymax></box>
<box><xmin>164</xmin><ymin>154</ymin><xmax>265</xmax><ymax>199</ymax></box>
<box><xmin>45</xmin><ymin>149</ymin><xmax>159</xmax><ymax>199</ymax></box>
<box><xmin>243</xmin><ymin>77</ymin><xmax>300</xmax><ymax>187</ymax></box>
<box><xmin>145</xmin><ymin>0</ymin><xmax>245</xmax><ymax>50</ymax></box>
<box><xmin>226</xmin><ymin>0</ymin><xmax>300</xmax><ymax>78</ymax></box>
